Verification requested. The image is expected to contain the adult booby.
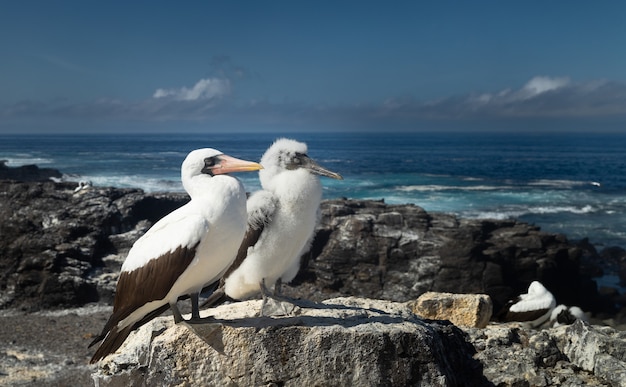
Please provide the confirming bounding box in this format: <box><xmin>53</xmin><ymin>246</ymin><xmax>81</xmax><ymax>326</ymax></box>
<box><xmin>89</xmin><ymin>148</ymin><xmax>262</xmax><ymax>363</ymax></box>
<box><xmin>205</xmin><ymin>138</ymin><xmax>342</xmax><ymax>314</ymax></box>
<box><xmin>499</xmin><ymin>281</ymin><xmax>557</xmax><ymax>328</ymax></box>
<box><xmin>73</xmin><ymin>180</ymin><xmax>92</xmax><ymax>193</ymax></box>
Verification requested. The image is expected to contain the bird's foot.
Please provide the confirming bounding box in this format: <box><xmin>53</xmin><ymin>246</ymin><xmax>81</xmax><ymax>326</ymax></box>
<box><xmin>259</xmin><ymin>295</ymin><xmax>299</xmax><ymax>317</ymax></box>
<box><xmin>184</xmin><ymin>315</ymin><xmax>218</xmax><ymax>325</ymax></box>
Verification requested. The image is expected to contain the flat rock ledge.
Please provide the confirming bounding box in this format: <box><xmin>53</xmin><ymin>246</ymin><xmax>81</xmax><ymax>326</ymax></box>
<box><xmin>93</xmin><ymin>297</ymin><xmax>487</xmax><ymax>387</ymax></box>
<box><xmin>92</xmin><ymin>297</ymin><xmax>626</xmax><ymax>387</ymax></box>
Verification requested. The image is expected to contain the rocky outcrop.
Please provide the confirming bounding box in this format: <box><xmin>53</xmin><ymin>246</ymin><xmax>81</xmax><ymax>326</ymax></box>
<box><xmin>465</xmin><ymin>320</ymin><xmax>626</xmax><ymax>387</ymax></box>
<box><xmin>0</xmin><ymin>182</ymin><xmax>621</xmax><ymax>320</ymax></box>
<box><xmin>291</xmin><ymin>199</ymin><xmax>615</xmax><ymax>317</ymax></box>
<box><xmin>0</xmin><ymin>161</ymin><xmax>62</xmax><ymax>182</ymax></box>
<box><xmin>93</xmin><ymin>297</ymin><xmax>625</xmax><ymax>387</ymax></box>
<box><xmin>0</xmin><ymin>181</ymin><xmax>188</xmax><ymax>311</ymax></box>
<box><xmin>561</xmin><ymin>320</ymin><xmax>626</xmax><ymax>386</ymax></box>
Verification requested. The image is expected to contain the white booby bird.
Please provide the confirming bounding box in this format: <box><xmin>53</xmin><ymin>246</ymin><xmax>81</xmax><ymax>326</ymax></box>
<box><xmin>73</xmin><ymin>180</ymin><xmax>92</xmax><ymax>193</ymax></box>
<box><xmin>499</xmin><ymin>281</ymin><xmax>557</xmax><ymax>328</ymax></box>
<box><xmin>89</xmin><ymin>148</ymin><xmax>262</xmax><ymax>363</ymax></box>
<box><xmin>548</xmin><ymin>304</ymin><xmax>589</xmax><ymax>327</ymax></box>
<box><xmin>205</xmin><ymin>138</ymin><xmax>342</xmax><ymax>314</ymax></box>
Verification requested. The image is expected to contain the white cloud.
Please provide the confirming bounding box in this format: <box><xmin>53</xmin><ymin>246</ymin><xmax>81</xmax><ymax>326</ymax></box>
<box><xmin>517</xmin><ymin>76</ymin><xmax>570</xmax><ymax>99</ymax></box>
<box><xmin>3</xmin><ymin>75</ymin><xmax>626</xmax><ymax>131</ymax></box>
<box><xmin>153</xmin><ymin>78</ymin><xmax>231</xmax><ymax>101</ymax></box>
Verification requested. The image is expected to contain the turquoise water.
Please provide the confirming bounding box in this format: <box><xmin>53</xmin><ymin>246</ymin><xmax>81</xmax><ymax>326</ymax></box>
<box><xmin>2</xmin><ymin>131</ymin><xmax>626</xmax><ymax>250</ymax></box>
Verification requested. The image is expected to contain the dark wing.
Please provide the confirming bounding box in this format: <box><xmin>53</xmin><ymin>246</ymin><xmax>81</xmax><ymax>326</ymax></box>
<box><xmin>502</xmin><ymin>307</ymin><xmax>551</xmax><ymax>323</ymax></box>
<box><xmin>495</xmin><ymin>296</ymin><xmax>521</xmax><ymax>321</ymax></box>
<box><xmin>89</xmin><ymin>243</ymin><xmax>198</xmax><ymax>363</ymax></box>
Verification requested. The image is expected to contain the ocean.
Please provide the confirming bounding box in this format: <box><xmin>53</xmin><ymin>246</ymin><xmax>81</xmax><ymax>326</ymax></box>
<box><xmin>2</xmin><ymin>131</ymin><xmax>626</xmax><ymax>255</ymax></box>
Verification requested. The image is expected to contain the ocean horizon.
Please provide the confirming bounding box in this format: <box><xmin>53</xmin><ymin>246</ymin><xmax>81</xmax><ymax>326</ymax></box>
<box><xmin>2</xmin><ymin>131</ymin><xmax>626</xmax><ymax>262</ymax></box>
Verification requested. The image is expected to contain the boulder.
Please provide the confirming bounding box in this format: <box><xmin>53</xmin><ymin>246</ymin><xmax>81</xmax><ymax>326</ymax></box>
<box><xmin>93</xmin><ymin>297</ymin><xmax>490</xmax><ymax>386</ymax></box>
<box><xmin>410</xmin><ymin>292</ymin><xmax>492</xmax><ymax>328</ymax></box>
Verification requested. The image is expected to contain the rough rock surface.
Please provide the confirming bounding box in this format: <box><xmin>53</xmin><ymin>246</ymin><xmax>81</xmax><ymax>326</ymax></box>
<box><xmin>92</xmin><ymin>298</ymin><xmax>626</xmax><ymax>387</ymax></box>
<box><xmin>411</xmin><ymin>292</ymin><xmax>493</xmax><ymax>328</ymax></box>
<box><xmin>561</xmin><ymin>320</ymin><xmax>626</xmax><ymax>386</ymax></box>
<box><xmin>465</xmin><ymin>320</ymin><xmax>626</xmax><ymax>387</ymax></box>
<box><xmin>0</xmin><ymin>181</ymin><xmax>188</xmax><ymax>311</ymax></box>
<box><xmin>92</xmin><ymin>297</ymin><xmax>490</xmax><ymax>386</ymax></box>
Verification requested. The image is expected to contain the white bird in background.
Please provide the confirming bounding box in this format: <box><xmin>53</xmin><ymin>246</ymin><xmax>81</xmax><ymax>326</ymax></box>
<box><xmin>498</xmin><ymin>280</ymin><xmax>557</xmax><ymax>328</ymax></box>
<box><xmin>548</xmin><ymin>304</ymin><xmax>589</xmax><ymax>327</ymax></box>
<box><xmin>73</xmin><ymin>180</ymin><xmax>92</xmax><ymax>193</ymax></box>
<box><xmin>205</xmin><ymin>138</ymin><xmax>343</xmax><ymax>315</ymax></box>
<box><xmin>90</xmin><ymin>148</ymin><xmax>262</xmax><ymax>363</ymax></box>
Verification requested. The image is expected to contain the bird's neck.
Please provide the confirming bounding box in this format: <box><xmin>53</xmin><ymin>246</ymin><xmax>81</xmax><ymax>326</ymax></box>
<box><xmin>267</xmin><ymin>171</ymin><xmax>323</xmax><ymax>209</ymax></box>
<box><xmin>185</xmin><ymin>175</ymin><xmax>243</xmax><ymax>202</ymax></box>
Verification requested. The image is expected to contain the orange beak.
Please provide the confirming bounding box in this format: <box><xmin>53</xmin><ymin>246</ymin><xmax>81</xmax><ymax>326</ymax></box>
<box><xmin>210</xmin><ymin>154</ymin><xmax>263</xmax><ymax>175</ymax></box>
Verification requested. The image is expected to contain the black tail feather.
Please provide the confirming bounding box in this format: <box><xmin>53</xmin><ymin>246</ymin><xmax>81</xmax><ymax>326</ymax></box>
<box><xmin>90</xmin><ymin>324</ymin><xmax>135</xmax><ymax>364</ymax></box>
<box><xmin>89</xmin><ymin>304</ymin><xmax>171</xmax><ymax>362</ymax></box>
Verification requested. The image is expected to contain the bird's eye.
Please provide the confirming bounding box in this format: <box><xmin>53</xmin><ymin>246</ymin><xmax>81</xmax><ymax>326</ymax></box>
<box><xmin>204</xmin><ymin>157</ymin><xmax>218</xmax><ymax>167</ymax></box>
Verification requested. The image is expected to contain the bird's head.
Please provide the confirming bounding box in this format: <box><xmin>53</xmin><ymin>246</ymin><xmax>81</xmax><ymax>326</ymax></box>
<box><xmin>527</xmin><ymin>281</ymin><xmax>547</xmax><ymax>296</ymax></box>
<box><xmin>181</xmin><ymin>148</ymin><xmax>262</xmax><ymax>193</ymax></box>
<box><xmin>260</xmin><ymin>138</ymin><xmax>343</xmax><ymax>182</ymax></box>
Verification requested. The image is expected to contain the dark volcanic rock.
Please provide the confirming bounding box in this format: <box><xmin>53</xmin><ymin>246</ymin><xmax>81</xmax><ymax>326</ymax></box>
<box><xmin>0</xmin><ymin>182</ymin><xmax>618</xmax><ymax>320</ymax></box>
<box><xmin>0</xmin><ymin>180</ymin><xmax>188</xmax><ymax>311</ymax></box>
<box><xmin>287</xmin><ymin>199</ymin><xmax>614</xmax><ymax>317</ymax></box>
<box><xmin>0</xmin><ymin>161</ymin><xmax>62</xmax><ymax>182</ymax></box>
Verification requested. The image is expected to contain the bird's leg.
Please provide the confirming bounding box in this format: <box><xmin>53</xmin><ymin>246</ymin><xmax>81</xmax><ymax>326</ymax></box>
<box><xmin>274</xmin><ymin>277</ymin><xmax>283</xmax><ymax>298</ymax></box>
<box><xmin>259</xmin><ymin>278</ymin><xmax>272</xmax><ymax>316</ymax></box>
<box><xmin>190</xmin><ymin>292</ymin><xmax>201</xmax><ymax>321</ymax></box>
<box><xmin>170</xmin><ymin>302</ymin><xmax>184</xmax><ymax>324</ymax></box>
<box><xmin>260</xmin><ymin>277</ymin><xmax>273</xmax><ymax>297</ymax></box>
<box><xmin>272</xmin><ymin>278</ymin><xmax>294</xmax><ymax>303</ymax></box>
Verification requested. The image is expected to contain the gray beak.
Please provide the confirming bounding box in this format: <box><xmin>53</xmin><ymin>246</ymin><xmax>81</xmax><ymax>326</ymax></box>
<box><xmin>303</xmin><ymin>156</ymin><xmax>343</xmax><ymax>180</ymax></box>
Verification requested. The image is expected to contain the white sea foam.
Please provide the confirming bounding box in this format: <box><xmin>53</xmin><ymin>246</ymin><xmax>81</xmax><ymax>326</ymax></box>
<box><xmin>463</xmin><ymin>211</ymin><xmax>525</xmax><ymax>220</ymax></box>
<box><xmin>69</xmin><ymin>175</ymin><xmax>184</xmax><ymax>193</ymax></box>
<box><xmin>529</xmin><ymin>205</ymin><xmax>595</xmax><ymax>214</ymax></box>
<box><xmin>397</xmin><ymin>184</ymin><xmax>511</xmax><ymax>192</ymax></box>
<box><xmin>54</xmin><ymin>172</ymin><xmax>264</xmax><ymax>195</ymax></box>
<box><xmin>3</xmin><ymin>157</ymin><xmax>55</xmax><ymax>166</ymax></box>
<box><xmin>458</xmin><ymin>204</ymin><xmax>597</xmax><ymax>221</ymax></box>
<box><xmin>528</xmin><ymin>179</ymin><xmax>589</xmax><ymax>188</ymax></box>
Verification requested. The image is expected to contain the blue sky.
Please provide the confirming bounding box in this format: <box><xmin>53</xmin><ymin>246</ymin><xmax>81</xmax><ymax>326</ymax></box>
<box><xmin>2</xmin><ymin>1</ymin><xmax>626</xmax><ymax>133</ymax></box>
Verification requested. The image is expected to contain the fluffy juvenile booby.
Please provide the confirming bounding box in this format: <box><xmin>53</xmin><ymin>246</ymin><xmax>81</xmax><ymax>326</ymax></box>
<box><xmin>499</xmin><ymin>281</ymin><xmax>557</xmax><ymax>328</ymax></box>
<box><xmin>89</xmin><ymin>148</ymin><xmax>261</xmax><ymax>363</ymax></box>
<box><xmin>205</xmin><ymin>138</ymin><xmax>342</xmax><ymax>314</ymax></box>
